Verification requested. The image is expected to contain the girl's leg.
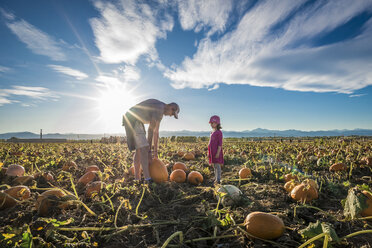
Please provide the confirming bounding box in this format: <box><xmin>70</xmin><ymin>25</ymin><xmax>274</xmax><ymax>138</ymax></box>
<box><xmin>133</xmin><ymin>150</ymin><xmax>141</xmax><ymax>180</ymax></box>
<box><xmin>214</xmin><ymin>163</ymin><xmax>221</xmax><ymax>183</ymax></box>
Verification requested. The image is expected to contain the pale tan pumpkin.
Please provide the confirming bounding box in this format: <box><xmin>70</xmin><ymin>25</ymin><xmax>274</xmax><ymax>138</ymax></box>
<box><xmin>244</xmin><ymin>212</ymin><xmax>285</xmax><ymax>240</ymax></box>
<box><xmin>149</xmin><ymin>158</ymin><xmax>168</xmax><ymax>183</ymax></box>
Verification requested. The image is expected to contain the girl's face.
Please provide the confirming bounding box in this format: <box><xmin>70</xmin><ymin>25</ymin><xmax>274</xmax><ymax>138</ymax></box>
<box><xmin>210</xmin><ymin>122</ymin><xmax>218</xmax><ymax>129</ymax></box>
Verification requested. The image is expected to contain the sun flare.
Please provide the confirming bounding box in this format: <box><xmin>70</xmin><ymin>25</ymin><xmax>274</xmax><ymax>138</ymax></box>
<box><xmin>95</xmin><ymin>83</ymin><xmax>138</xmax><ymax>132</ymax></box>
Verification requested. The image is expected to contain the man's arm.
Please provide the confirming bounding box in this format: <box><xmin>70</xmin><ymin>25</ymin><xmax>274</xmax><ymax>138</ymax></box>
<box><xmin>153</xmin><ymin>121</ymin><xmax>160</xmax><ymax>159</ymax></box>
<box><xmin>147</xmin><ymin>120</ymin><xmax>155</xmax><ymax>154</ymax></box>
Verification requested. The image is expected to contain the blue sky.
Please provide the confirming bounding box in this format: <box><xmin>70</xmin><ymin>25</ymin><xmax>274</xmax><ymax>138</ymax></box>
<box><xmin>0</xmin><ymin>0</ymin><xmax>371</xmax><ymax>134</ymax></box>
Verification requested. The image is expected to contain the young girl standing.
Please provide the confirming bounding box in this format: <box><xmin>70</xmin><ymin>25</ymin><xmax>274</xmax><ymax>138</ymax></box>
<box><xmin>208</xmin><ymin>115</ymin><xmax>224</xmax><ymax>184</ymax></box>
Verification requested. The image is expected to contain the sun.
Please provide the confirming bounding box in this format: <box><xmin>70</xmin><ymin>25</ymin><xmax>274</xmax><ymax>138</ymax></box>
<box><xmin>94</xmin><ymin>82</ymin><xmax>138</xmax><ymax>133</ymax></box>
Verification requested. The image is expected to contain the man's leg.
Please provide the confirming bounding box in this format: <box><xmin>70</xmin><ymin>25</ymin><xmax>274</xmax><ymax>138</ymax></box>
<box><xmin>133</xmin><ymin>150</ymin><xmax>141</xmax><ymax>180</ymax></box>
<box><xmin>139</xmin><ymin>145</ymin><xmax>151</xmax><ymax>179</ymax></box>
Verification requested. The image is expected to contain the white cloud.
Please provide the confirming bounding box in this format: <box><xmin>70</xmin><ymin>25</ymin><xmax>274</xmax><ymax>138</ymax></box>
<box><xmin>5</xmin><ymin>17</ymin><xmax>66</xmax><ymax>61</ymax></box>
<box><xmin>48</xmin><ymin>65</ymin><xmax>89</xmax><ymax>80</ymax></box>
<box><xmin>96</xmin><ymin>65</ymin><xmax>141</xmax><ymax>87</ymax></box>
<box><xmin>177</xmin><ymin>0</ymin><xmax>233</xmax><ymax>35</ymax></box>
<box><xmin>0</xmin><ymin>86</ymin><xmax>59</xmax><ymax>106</ymax></box>
<box><xmin>90</xmin><ymin>0</ymin><xmax>173</xmax><ymax>64</ymax></box>
<box><xmin>0</xmin><ymin>8</ymin><xmax>15</xmax><ymax>20</ymax></box>
<box><xmin>0</xmin><ymin>65</ymin><xmax>10</xmax><ymax>73</ymax></box>
<box><xmin>349</xmin><ymin>94</ymin><xmax>366</xmax><ymax>98</ymax></box>
<box><xmin>165</xmin><ymin>0</ymin><xmax>372</xmax><ymax>94</ymax></box>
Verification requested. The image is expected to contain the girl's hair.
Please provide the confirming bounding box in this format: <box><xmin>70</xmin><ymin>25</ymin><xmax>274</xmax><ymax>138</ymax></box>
<box><xmin>217</xmin><ymin>124</ymin><xmax>222</xmax><ymax>130</ymax></box>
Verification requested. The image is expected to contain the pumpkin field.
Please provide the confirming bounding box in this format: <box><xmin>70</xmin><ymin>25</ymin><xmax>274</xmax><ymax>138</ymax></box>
<box><xmin>0</xmin><ymin>137</ymin><xmax>371</xmax><ymax>247</ymax></box>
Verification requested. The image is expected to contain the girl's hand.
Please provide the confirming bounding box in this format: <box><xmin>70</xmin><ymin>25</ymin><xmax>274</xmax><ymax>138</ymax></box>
<box><xmin>215</xmin><ymin>154</ymin><xmax>219</xmax><ymax>159</ymax></box>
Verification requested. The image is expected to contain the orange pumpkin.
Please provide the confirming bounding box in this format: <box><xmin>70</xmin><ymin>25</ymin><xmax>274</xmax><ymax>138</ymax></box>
<box><xmin>85</xmin><ymin>165</ymin><xmax>100</xmax><ymax>174</ymax></box>
<box><xmin>239</xmin><ymin>168</ymin><xmax>252</xmax><ymax>179</ymax></box>
<box><xmin>85</xmin><ymin>181</ymin><xmax>106</xmax><ymax>198</ymax></box>
<box><xmin>360</xmin><ymin>157</ymin><xmax>372</xmax><ymax>166</ymax></box>
<box><xmin>244</xmin><ymin>212</ymin><xmax>285</xmax><ymax>240</ymax></box>
<box><xmin>284</xmin><ymin>173</ymin><xmax>298</xmax><ymax>182</ymax></box>
<box><xmin>78</xmin><ymin>171</ymin><xmax>97</xmax><ymax>186</ymax></box>
<box><xmin>329</xmin><ymin>163</ymin><xmax>347</xmax><ymax>172</ymax></box>
<box><xmin>0</xmin><ymin>192</ymin><xmax>18</xmax><ymax>210</ymax></box>
<box><xmin>183</xmin><ymin>152</ymin><xmax>195</xmax><ymax>161</ymax></box>
<box><xmin>4</xmin><ymin>186</ymin><xmax>31</xmax><ymax>200</ymax></box>
<box><xmin>149</xmin><ymin>158</ymin><xmax>168</xmax><ymax>183</ymax></box>
<box><xmin>284</xmin><ymin>181</ymin><xmax>299</xmax><ymax>193</ymax></box>
<box><xmin>34</xmin><ymin>172</ymin><xmax>54</xmax><ymax>182</ymax></box>
<box><xmin>361</xmin><ymin>190</ymin><xmax>372</xmax><ymax>217</ymax></box>
<box><xmin>177</xmin><ymin>151</ymin><xmax>185</xmax><ymax>157</ymax></box>
<box><xmin>62</xmin><ymin>161</ymin><xmax>77</xmax><ymax>171</ymax></box>
<box><xmin>44</xmin><ymin>172</ymin><xmax>54</xmax><ymax>181</ymax></box>
<box><xmin>302</xmin><ymin>179</ymin><xmax>318</xmax><ymax>190</ymax></box>
<box><xmin>5</xmin><ymin>164</ymin><xmax>25</xmax><ymax>177</ymax></box>
<box><xmin>172</xmin><ymin>162</ymin><xmax>188</xmax><ymax>172</ymax></box>
<box><xmin>170</xmin><ymin>169</ymin><xmax>186</xmax><ymax>183</ymax></box>
<box><xmin>187</xmin><ymin>171</ymin><xmax>203</xmax><ymax>185</ymax></box>
<box><xmin>290</xmin><ymin>183</ymin><xmax>318</xmax><ymax>203</ymax></box>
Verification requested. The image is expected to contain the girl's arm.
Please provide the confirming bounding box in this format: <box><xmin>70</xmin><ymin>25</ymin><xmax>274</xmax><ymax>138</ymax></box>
<box><xmin>215</xmin><ymin>146</ymin><xmax>222</xmax><ymax>158</ymax></box>
<box><xmin>215</xmin><ymin>131</ymin><xmax>223</xmax><ymax>158</ymax></box>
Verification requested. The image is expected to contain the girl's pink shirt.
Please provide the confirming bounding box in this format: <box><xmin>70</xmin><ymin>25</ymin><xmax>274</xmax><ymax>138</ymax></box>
<box><xmin>208</xmin><ymin>129</ymin><xmax>224</xmax><ymax>164</ymax></box>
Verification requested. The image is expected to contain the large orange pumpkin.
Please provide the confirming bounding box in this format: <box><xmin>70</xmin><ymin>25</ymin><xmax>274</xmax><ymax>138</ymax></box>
<box><xmin>62</xmin><ymin>161</ymin><xmax>77</xmax><ymax>171</ymax></box>
<box><xmin>329</xmin><ymin>163</ymin><xmax>347</xmax><ymax>172</ymax></box>
<box><xmin>170</xmin><ymin>169</ymin><xmax>186</xmax><ymax>183</ymax></box>
<box><xmin>290</xmin><ymin>183</ymin><xmax>318</xmax><ymax>203</ymax></box>
<box><xmin>177</xmin><ymin>151</ymin><xmax>185</xmax><ymax>157</ymax></box>
<box><xmin>239</xmin><ymin>168</ymin><xmax>251</xmax><ymax>179</ymax></box>
<box><xmin>284</xmin><ymin>173</ymin><xmax>298</xmax><ymax>182</ymax></box>
<box><xmin>187</xmin><ymin>171</ymin><xmax>203</xmax><ymax>185</ymax></box>
<box><xmin>5</xmin><ymin>164</ymin><xmax>25</xmax><ymax>177</ymax></box>
<box><xmin>172</xmin><ymin>162</ymin><xmax>188</xmax><ymax>172</ymax></box>
<box><xmin>4</xmin><ymin>186</ymin><xmax>31</xmax><ymax>200</ymax></box>
<box><xmin>85</xmin><ymin>165</ymin><xmax>100</xmax><ymax>174</ymax></box>
<box><xmin>284</xmin><ymin>181</ymin><xmax>299</xmax><ymax>193</ymax></box>
<box><xmin>85</xmin><ymin>181</ymin><xmax>106</xmax><ymax>198</ymax></box>
<box><xmin>78</xmin><ymin>171</ymin><xmax>97</xmax><ymax>186</ymax></box>
<box><xmin>183</xmin><ymin>152</ymin><xmax>195</xmax><ymax>161</ymax></box>
<box><xmin>149</xmin><ymin>158</ymin><xmax>168</xmax><ymax>183</ymax></box>
<box><xmin>302</xmin><ymin>179</ymin><xmax>318</xmax><ymax>190</ymax></box>
<box><xmin>244</xmin><ymin>212</ymin><xmax>285</xmax><ymax>240</ymax></box>
<box><xmin>0</xmin><ymin>192</ymin><xmax>18</xmax><ymax>210</ymax></box>
<box><xmin>361</xmin><ymin>190</ymin><xmax>372</xmax><ymax>217</ymax></box>
<box><xmin>36</xmin><ymin>189</ymin><xmax>67</xmax><ymax>216</ymax></box>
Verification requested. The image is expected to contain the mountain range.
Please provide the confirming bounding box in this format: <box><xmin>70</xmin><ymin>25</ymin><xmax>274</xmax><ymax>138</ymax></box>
<box><xmin>0</xmin><ymin>128</ymin><xmax>371</xmax><ymax>140</ymax></box>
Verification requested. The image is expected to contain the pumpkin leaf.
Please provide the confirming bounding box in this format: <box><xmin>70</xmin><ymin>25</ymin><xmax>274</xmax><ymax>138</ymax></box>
<box><xmin>321</xmin><ymin>222</ymin><xmax>340</xmax><ymax>242</ymax></box>
<box><xmin>299</xmin><ymin>221</ymin><xmax>322</xmax><ymax>239</ymax></box>
<box><xmin>343</xmin><ymin>188</ymin><xmax>368</xmax><ymax>220</ymax></box>
<box><xmin>299</xmin><ymin>221</ymin><xmax>339</xmax><ymax>242</ymax></box>
<box><xmin>20</xmin><ymin>227</ymin><xmax>32</xmax><ymax>248</ymax></box>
